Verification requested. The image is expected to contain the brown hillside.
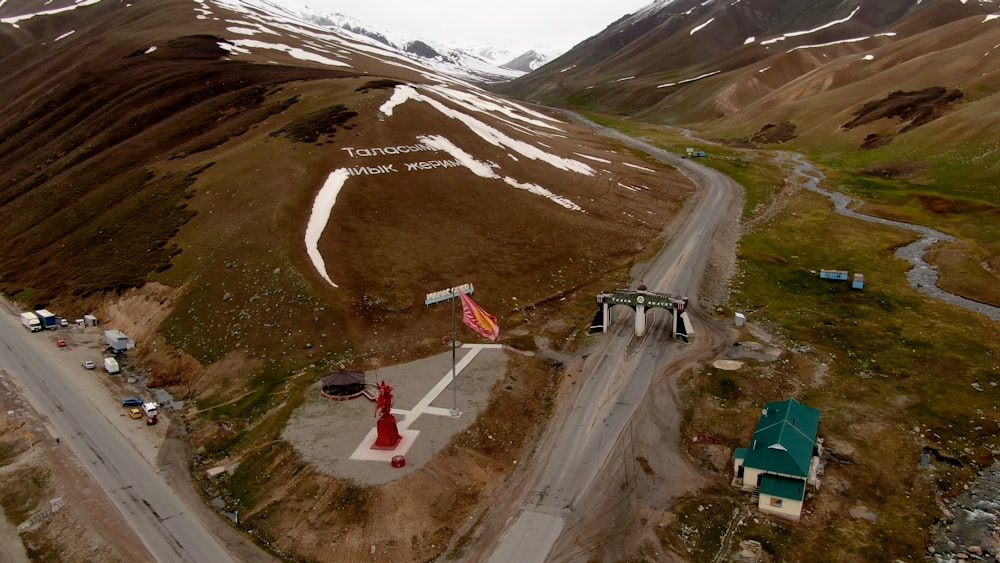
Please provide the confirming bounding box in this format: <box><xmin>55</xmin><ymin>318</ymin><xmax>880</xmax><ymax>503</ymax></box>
<box><xmin>0</xmin><ymin>33</ymin><xmax>353</xmax><ymax>307</ymax></box>
<box><xmin>5</xmin><ymin>0</ymin><xmax>997</xmax><ymax>561</ymax></box>
<box><xmin>0</xmin><ymin>1</ymin><xmax>702</xmax><ymax>560</ymax></box>
<box><xmin>841</xmin><ymin>87</ymin><xmax>963</xmax><ymax>148</ymax></box>
<box><xmin>0</xmin><ymin>0</ymin><xmax>692</xmax><ymax>368</ymax></box>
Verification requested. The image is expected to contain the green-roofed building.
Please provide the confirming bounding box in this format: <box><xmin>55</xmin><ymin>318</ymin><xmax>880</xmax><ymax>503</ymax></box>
<box><xmin>732</xmin><ymin>398</ymin><xmax>822</xmax><ymax>521</ymax></box>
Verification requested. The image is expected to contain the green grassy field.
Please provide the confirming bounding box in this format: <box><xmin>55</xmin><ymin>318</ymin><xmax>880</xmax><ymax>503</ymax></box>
<box><xmin>588</xmin><ymin>113</ymin><xmax>1000</xmax><ymax>560</ymax></box>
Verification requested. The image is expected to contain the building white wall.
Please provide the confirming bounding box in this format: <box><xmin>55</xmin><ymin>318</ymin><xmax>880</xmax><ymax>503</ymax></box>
<box><xmin>759</xmin><ymin>493</ymin><xmax>803</xmax><ymax>522</ymax></box>
<box><xmin>732</xmin><ymin>456</ymin><xmax>745</xmax><ymax>487</ymax></box>
<box><xmin>742</xmin><ymin>466</ymin><xmax>764</xmax><ymax>492</ymax></box>
<box><xmin>734</xmin><ymin>461</ymin><xmax>808</xmax><ymax>521</ymax></box>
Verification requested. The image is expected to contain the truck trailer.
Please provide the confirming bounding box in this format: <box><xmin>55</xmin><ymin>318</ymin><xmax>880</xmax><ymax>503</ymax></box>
<box><xmin>104</xmin><ymin>329</ymin><xmax>135</xmax><ymax>352</ymax></box>
<box><xmin>34</xmin><ymin>309</ymin><xmax>57</xmax><ymax>330</ymax></box>
<box><xmin>20</xmin><ymin>312</ymin><xmax>41</xmax><ymax>332</ymax></box>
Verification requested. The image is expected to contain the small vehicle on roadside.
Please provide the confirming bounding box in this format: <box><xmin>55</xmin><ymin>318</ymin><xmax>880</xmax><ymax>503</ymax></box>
<box><xmin>82</xmin><ymin>360</ymin><xmax>96</xmax><ymax>370</ymax></box>
<box><xmin>128</xmin><ymin>407</ymin><xmax>143</xmax><ymax>419</ymax></box>
<box><xmin>121</xmin><ymin>397</ymin><xmax>143</xmax><ymax>407</ymax></box>
<box><xmin>146</xmin><ymin>414</ymin><xmax>157</xmax><ymax>425</ymax></box>
<box><xmin>56</xmin><ymin>339</ymin><xmax>67</xmax><ymax>347</ymax></box>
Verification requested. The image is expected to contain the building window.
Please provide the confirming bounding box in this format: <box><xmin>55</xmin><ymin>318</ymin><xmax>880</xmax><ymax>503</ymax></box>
<box><xmin>769</xmin><ymin>497</ymin><xmax>783</xmax><ymax>507</ymax></box>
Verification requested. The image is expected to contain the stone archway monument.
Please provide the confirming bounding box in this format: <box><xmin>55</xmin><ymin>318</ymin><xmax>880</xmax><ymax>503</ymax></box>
<box><xmin>592</xmin><ymin>286</ymin><xmax>691</xmax><ymax>341</ymax></box>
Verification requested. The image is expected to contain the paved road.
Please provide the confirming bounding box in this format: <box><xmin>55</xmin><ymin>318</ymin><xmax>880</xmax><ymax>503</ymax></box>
<box><xmin>0</xmin><ymin>302</ymin><xmax>236</xmax><ymax>563</ymax></box>
<box><xmin>482</xmin><ymin>115</ymin><xmax>743</xmax><ymax>562</ymax></box>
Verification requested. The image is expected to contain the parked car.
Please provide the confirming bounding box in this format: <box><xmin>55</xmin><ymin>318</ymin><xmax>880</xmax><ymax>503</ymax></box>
<box><xmin>128</xmin><ymin>407</ymin><xmax>143</xmax><ymax>419</ymax></box>
<box><xmin>146</xmin><ymin>414</ymin><xmax>157</xmax><ymax>425</ymax></box>
<box><xmin>121</xmin><ymin>397</ymin><xmax>143</xmax><ymax>407</ymax></box>
<box><xmin>56</xmin><ymin>339</ymin><xmax>67</xmax><ymax>347</ymax></box>
<box><xmin>82</xmin><ymin>360</ymin><xmax>96</xmax><ymax>370</ymax></box>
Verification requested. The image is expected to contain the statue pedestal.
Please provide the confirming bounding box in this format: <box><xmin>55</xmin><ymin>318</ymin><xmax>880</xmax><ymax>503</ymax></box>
<box><xmin>371</xmin><ymin>415</ymin><xmax>402</xmax><ymax>450</ymax></box>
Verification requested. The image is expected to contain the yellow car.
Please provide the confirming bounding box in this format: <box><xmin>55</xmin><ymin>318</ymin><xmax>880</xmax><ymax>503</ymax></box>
<box><xmin>128</xmin><ymin>407</ymin><xmax>143</xmax><ymax>419</ymax></box>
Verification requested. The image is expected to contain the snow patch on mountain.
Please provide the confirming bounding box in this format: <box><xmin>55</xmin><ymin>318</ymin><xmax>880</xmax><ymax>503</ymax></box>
<box><xmin>0</xmin><ymin>0</ymin><xmax>103</xmax><ymax>26</ymax></box>
<box><xmin>656</xmin><ymin>70</ymin><xmax>721</xmax><ymax>88</ymax></box>
<box><xmin>292</xmin><ymin>9</ymin><xmax>558</xmax><ymax>83</ymax></box>
<box><xmin>690</xmin><ymin>17</ymin><xmax>715</xmax><ymax>35</ymax></box>
<box><xmin>786</xmin><ymin>32</ymin><xmax>897</xmax><ymax>53</ymax></box>
<box><xmin>307</xmin><ymin>82</ymin><xmax>590</xmax><ymax>286</ymax></box>
<box><xmin>760</xmin><ymin>6</ymin><xmax>861</xmax><ymax>45</ymax></box>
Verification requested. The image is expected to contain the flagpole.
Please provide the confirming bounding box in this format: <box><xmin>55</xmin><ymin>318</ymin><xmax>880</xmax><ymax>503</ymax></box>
<box><xmin>426</xmin><ymin>283</ymin><xmax>473</xmax><ymax>418</ymax></box>
<box><xmin>451</xmin><ymin>292</ymin><xmax>458</xmax><ymax>416</ymax></box>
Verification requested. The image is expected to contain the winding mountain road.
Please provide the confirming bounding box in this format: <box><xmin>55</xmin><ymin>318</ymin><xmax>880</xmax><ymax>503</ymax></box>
<box><xmin>471</xmin><ymin>115</ymin><xmax>744</xmax><ymax>562</ymax></box>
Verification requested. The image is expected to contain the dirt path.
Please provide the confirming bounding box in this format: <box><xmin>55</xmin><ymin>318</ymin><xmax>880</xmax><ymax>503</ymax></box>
<box><xmin>447</xmin><ymin>112</ymin><xmax>745</xmax><ymax>562</ymax></box>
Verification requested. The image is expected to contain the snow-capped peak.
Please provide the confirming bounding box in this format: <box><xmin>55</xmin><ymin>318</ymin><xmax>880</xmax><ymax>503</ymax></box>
<box><xmin>289</xmin><ymin>8</ymin><xmax>559</xmax><ymax>83</ymax></box>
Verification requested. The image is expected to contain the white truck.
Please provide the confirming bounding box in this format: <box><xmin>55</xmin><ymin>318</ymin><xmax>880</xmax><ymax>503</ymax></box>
<box><xmin>141</xmin><ymin>401</ymin><xmax>159</xmax><ymax>425</ymax></box>
<box><xmin>20</xmin><ymin>312</ymin><xmax>41</xmax><ymax>332</ymax></box>
<box><xmin>103</xmin><ymin>357</ymin><xmax>120</xmax><ymax>374</ymax></box>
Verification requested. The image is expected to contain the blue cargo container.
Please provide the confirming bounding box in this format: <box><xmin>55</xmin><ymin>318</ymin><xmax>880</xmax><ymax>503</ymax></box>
<box><xmin>34</xmin><ymin>309</ymin><xmax>58</xmax><ymax>330</ymax></box>
<box><xmin>819</xmin><ymin>269</ymin><xmax>849</xmax><ymax>281</ymax></box>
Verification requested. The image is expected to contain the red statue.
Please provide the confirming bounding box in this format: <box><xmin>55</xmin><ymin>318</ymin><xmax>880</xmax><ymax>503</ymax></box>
<box><xmin>374</xmin><ymin>380</ymin><xmax>394</xmax><ymax>419</ymax></box>
<box><xmin>371</xmin><ymin>380</ymin><xmax>402</xmax><ymax>449</ymax></box>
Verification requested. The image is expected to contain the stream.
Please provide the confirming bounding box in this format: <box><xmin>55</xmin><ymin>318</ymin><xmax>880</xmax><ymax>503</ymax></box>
<box><xmin>782</xmin><ymin>151</ymin><xmax>1000</xmax><ymax>322</ymax></box>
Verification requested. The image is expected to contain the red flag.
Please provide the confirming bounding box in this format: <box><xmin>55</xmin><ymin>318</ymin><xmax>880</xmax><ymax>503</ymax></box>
<box><xmin>459</xmin><ymin>291</ymin><xmax>499</xmax><ymax>341</ymax></box>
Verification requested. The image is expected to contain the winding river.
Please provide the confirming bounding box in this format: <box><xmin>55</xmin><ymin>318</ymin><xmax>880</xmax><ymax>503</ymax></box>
<box><xmin>782</xmin><ymin>151</ymin><xmax>1000</xmax><ymax>322</ymax></box>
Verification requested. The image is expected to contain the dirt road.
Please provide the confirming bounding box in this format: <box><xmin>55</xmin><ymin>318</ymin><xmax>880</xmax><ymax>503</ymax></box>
<box><xmin>454</xmin><ymin>115</ymin><xmax>743</xmax><ymax>562</ymax></box>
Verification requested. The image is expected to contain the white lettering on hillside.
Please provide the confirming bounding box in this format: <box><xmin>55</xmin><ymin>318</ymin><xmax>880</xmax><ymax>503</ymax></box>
<box><xmin>403</xmin><ymin>160</ymin><xmax>462</xmax><ymax>171</ymax></box>
<box><xmin>343</xmin><ymin>161</ymin><xmax>461</xmax><ymax>176</ymax></box>
<box><xmin>341</xmin><ymin>144</ymin><xmax>433</xmax><ymax>157</ymax></box>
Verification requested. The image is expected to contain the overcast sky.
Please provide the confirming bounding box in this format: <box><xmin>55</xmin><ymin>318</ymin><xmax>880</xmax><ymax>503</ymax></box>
<box><xmin>279</xmin><ymin>0</ymin><xmax>654</xmax><ymax>54</ymax></box>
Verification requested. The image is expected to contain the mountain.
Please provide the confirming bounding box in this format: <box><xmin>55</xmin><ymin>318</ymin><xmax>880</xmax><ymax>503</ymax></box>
<box><xmin>0</xmin><ymin>0</ymin><xmax>686</xmax><ymax>366</ymax></box>
<box><xmin>5</xmin><ymin>0</ymin><xmax>1000</xmax><ymax>560</ymax></box>
<box><xmin>0</xmin><ymin>2</ymin><xmax>690</xmax><ymax>558</ymax></box>
<box><xmin>500</xmin><ymin>49</ymin><xmax>551</xmax><ymax>73</ymax></box>
<box><xmin>498</xmin><ymin>0</ymin><xmax>1000</xmax><ymax>172</ymax></box>
<box><xmin>290</xmin><ymin>8</ymin><xmax>555</xmax><ymax>83</ymax></box>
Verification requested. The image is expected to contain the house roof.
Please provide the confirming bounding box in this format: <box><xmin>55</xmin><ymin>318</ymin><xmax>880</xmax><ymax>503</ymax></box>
<box><xmin>743</xmin><ymin>398</ymin><xmax>820</xmax><ymax>477</ymax></box>
<box><xmin>759</xmin><ymin>473</ymin><xmax>806</xmax><ymax>501</ymax></box>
